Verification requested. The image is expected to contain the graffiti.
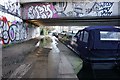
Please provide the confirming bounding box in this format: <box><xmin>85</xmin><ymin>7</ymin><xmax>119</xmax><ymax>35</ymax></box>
<box><xmin>9</xmin><ymin>24</ymin><xmax>16</xmax><ymax>41</ymax></box>
<box><xmin>88</xmin><ymin>2</ymin><xmax>114</xmax><ymax>16</ymax></box>
<box><xmin>28</xmin><ymin>4</ymin><xmax>54</xmax><ymax>19</ymax></box>
<box><xmin>72</xmin><ymin>2</ymin><xmax>114</xmax><ymax>17</ymax></box>
<box><xmin>0</xmin><ymin>16</ymin><xmax>27</xmax><ymax>44</ymax></box>
<box><xmin>16</xmin><ymin>22</ymin><xmax>27</xmax><ymax>40</ymax></box>
<box><xmin>1</xmin><ymin>17</ymin><xmax>10</xmax><ymax>44</ymax></box>
<box><xmin>0</xmin><ymin>20</ymin><xmax>3</xmax><ymax>38</ymax></box>
<box><xmin>99</xmin><ymin>2</ymin><xmax>114</xmax><ymax>16</ymax></box>
<box><xmin>23</xmin><ymin>2</ymin><xmax>117</xmax><ymax>19</ymax></box>
<box><xmin>53</xmin><ymin>2</ymin><xmax>67</xmax><ymax>17</ymax></box>
<box><xmin>72</xmin><ymin>2</ymin><xmax>85</xmax><ymax>17</ymax></box>
<box><xmin>4</xmin><ymin>0</ymin><xmax>21</xmax><ymax>16</ymax></box>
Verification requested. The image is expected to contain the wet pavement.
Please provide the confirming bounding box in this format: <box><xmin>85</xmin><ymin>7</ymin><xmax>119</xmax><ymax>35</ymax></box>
<box><xmin>22</xmin><ymin>36</ymin><xmax>81</xmax><ymax>79</ymax></box>
<box><xmin>2</xmin><ymin>36</ymin><xmax>81</xmax><ymax>79</ymax></box>
<box><xmin>2</xmin><ymin>39</ymin><xmax>39</xmax><ymax>78</ymax></box>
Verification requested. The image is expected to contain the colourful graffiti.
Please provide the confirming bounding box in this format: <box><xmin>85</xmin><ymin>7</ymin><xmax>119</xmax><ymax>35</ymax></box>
<box><xmin>23</xmin><ymin>2</ymin><xmax>116</xmax><ymax>19</ymax></box>
<box><xmin>28</xmin><ymin>3</ymin><xmax>58</xmax><ymax>19</ymax></box>
<box><xmin>0</xmin><ymin>16</ymin><xmax>27</xmax><ymax>44</ymax></box>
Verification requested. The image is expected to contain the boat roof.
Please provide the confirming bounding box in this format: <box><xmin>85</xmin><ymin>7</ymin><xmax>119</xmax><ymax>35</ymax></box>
<box><xmin>84</xmin><ymin>26</ymin><xmax>120</xmax><ymax>31</ymax></box>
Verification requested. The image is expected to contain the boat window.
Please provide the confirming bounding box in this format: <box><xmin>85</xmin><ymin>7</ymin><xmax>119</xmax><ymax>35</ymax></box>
<box><xmin>100</xmin><ymin>31</ymin><xmax>120</xmax><ymax>41</ymax></box>
<box><xmin>83</xmin><ymin>31</ymin><xmax>88</xmax><ymax>42</ymax></box>
<box><xmin>80</xmin><ymin>31</ymin><xmax>83</xmax><ymax>41</ymax></box>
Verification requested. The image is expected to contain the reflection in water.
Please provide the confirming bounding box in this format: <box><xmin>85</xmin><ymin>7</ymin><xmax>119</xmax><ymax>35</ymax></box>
<box><xmin>77</xmin><ymin>66</ymin><xmax>120</xmax><ymax>80</ymax></box>
<box><xmin>47</xmin><ymin>36</ymin><xmax>60</xmax><ymax>78</ymax></box>
<box><xmin>40</xmin><ymin>37</ymin><xmax>52</xmax><ymax>48</ymax></box>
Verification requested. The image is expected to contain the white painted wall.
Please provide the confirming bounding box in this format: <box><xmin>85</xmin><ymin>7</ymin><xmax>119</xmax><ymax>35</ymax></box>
<box><xmin>27</xmin><ymin>27</ymin><xmax>40</xmax><ymax>40</ymax></box>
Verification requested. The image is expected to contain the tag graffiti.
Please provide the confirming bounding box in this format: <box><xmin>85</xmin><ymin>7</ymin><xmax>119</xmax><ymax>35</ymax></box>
<box><xmin>89</xmin><ymin>2</ymin><xmax>114</xmax><ymax>16</ymax></box>
<box><xmin>0</xmin><ymin>16</ymin><xmax>27</xmax><ymax>45</ymax></box>
<box><xmin>28</xmin><ymin>4</ymin><xmax>53</xmax><ymax>19</ymax></box>
<box><xmin>4</xmin><ymin>0</ymin><xmax>21</xmax><ymax>16</ymax></box>
<box><xmin>99</xmin><ymin>2</ymin><xmax>114</xmax><ymax>16</ymax></box>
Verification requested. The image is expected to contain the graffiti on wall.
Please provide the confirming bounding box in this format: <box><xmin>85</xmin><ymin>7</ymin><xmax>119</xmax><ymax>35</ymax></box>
<box><xmin>72</xmin><ymin>2</ymin><xmax>87</xmax><ymax>17</ymax></box>
<box><xmin>0</xmin><ymin>16</ymin><xmax>27</xmax><ymax>44</ymax></box>
<box><xmin>24</xmin><ymin>2</ymin><xmax>116</xmax><ymax>19</ymax></box>
<box><xmin>28</xmin><ymin>3</ymin><xmax>58</xmax><ymax>19</ymax></box>
<box><xmin>72</xmin><ymin>2</ymin><xmax>114</xmax><ymax>17</ymax></box>
<box><xmin>53</xmin><ymin>2</ymin><xmax>68</xmax><ymax>17</ymax></box>
<box><xmin>87</xmin><ymin>2</ymin><xmax>114</xmax><ymax>16</ymax></box>
<box><xmin>4</xmin><ymin>0</ymin><xmax>21</xmax><ymax>16</ymax></box>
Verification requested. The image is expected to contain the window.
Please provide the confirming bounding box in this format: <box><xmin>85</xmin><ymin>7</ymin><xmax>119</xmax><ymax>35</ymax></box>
<box><xmin>100</xmin><ymin>31</ymin><xmax>120</xmax><ymax>41</ymax></box>
<box><xmin>74</xmin><ymin>31</ymin><xmax>80</xmax><ymax>38</ymax></box>
<box><xmin>83</xmin><ymin>31</ymin><xmax>88</xmax><ymax>42</ymax></box>
<box><xmin>80</xmin><ymin>31</ymin><xmax>83</xmax><ymax>41</ymax></box>
<box><xmin>76</xmin><ymin>32</ymin><xmax>80</xmax><ymax>37</ymax></box>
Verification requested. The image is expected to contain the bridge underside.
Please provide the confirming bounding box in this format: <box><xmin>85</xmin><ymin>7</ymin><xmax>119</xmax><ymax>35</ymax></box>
<box><xmin>26</xmin><ymin>16</ymin><xmax>120</xmax><ymax>26</ymax></box>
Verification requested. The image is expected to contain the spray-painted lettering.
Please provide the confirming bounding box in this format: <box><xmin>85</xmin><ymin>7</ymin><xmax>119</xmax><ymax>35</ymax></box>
<box><xmin>23</xmin><ymin>2</ymin><xmax>116</xmax><ymax>19</ymax></box>
<box><xmin>86</xmin><ymin>2</ymin><xmax>114</xmax><ymax>16</ymax></box>
<box><xmin>0</xmin><ymin>16</ymin><xmax>27</xmax><ymax>45</ymax></box>
<box><xmin>4</xmin><ymin>0</ymin><xmax>21</xmax><ymax>16</ymax></box>
<box><xmin>28</xmin><ymin>4</ymin><xmax>53</xmax><ymax>19</ymax></box>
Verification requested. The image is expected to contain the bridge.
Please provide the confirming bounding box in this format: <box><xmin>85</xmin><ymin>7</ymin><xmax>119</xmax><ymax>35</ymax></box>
<box><xmin>0</xmin><ymin>0</ymin><xmax>120</xmax><ymax>79</ymax></box>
